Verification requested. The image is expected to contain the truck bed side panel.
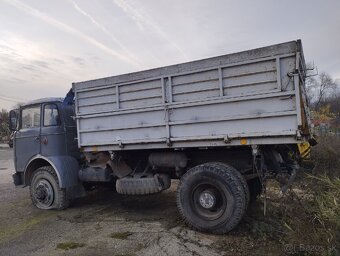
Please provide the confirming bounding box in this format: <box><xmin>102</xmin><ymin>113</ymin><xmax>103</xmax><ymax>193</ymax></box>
<box><xmin>73</xmin><ymin>41</ymin><xmax>309</xmax><ymax>151</ymax></box>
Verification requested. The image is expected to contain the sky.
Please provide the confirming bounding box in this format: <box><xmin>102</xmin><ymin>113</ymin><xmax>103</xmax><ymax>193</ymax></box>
<box><xmin>0</xmin><ymin>0</ymin><xmax>340</xmax><ymax>110</ymax></box>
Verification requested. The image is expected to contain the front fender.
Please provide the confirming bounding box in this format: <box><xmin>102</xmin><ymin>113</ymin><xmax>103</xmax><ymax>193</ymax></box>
<box><xmin>25</xmin><ymin>155</ymin><xmax>80</xmax><ymax>188</ymax></box>
<box><xmin>46</xmin><ymin>155</ymin><xmax>80</xmax><ymax>188</ymax></box>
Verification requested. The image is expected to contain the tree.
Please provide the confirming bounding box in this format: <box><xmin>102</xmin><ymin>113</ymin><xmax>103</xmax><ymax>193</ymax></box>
<box><xmin>306</xmin><ymin>72</ymin><xmax>340</xmax><ymax>133</ymax></box>
<box><xmin>327</xmin><ymin>86</ymin><xmax>340</xmax><ymax>132</ymax></box>
<box><xmin>0</xmin><ymin>109</ymin><xmax>10</xmax><ymax>142</ymax></box>
<box><xmin>312</xmin><ymin>105</ymin><xmax>335</xmax><ymax>124</ymax></box>
<box><xmin>306</xmin><ymin>72</ymin><xmax>337</xmax><ymax>110</ymax></box>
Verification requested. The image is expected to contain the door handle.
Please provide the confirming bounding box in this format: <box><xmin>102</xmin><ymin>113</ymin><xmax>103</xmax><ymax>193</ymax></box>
<box><xmin>35</xmin><ymin>136</ymin><xmax>40</xmax><ymax>141</ymax></box>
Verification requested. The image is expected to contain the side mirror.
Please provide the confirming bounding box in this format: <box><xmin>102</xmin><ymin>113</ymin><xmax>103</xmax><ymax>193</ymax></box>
<box><xmin>8</xmin><ymin>110</ymin><xmax>18</xmax><ymax>131</ymax></box>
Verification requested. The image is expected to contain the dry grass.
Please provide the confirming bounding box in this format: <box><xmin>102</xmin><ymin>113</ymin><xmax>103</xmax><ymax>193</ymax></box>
<box><xmin>283</xmin><ymin>174</ymin><xmax>339</xmax><ymax>251</ymax></box>
<box><xmin>310</xmin><ymin>136</ymin><xmax>340</xmax><ymax>177</ymax></box>
<box><xmin>244</xmin><ymin>175</ymin><xmax>339</xmax><ymax>255</ymax></box>
<box><xmin>243</xmin><ymin>136</ymin><xmax>340</xmax><ymax>255</ymax></box>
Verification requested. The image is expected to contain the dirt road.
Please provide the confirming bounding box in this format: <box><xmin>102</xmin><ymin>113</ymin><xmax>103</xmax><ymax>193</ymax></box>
<box><xmin>0</xmin><ymin>146</ymin><xmax>281</xmax><ymax>256</ymax></box>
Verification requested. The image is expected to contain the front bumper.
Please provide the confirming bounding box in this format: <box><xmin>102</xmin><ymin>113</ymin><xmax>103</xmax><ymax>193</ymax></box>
<box><xmin>12</xmin><ymin>172</ymin><xmax>24</xmax><ymax>187</ymax></box>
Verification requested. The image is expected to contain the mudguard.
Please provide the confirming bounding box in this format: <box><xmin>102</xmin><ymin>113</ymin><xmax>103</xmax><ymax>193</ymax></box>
<box><xmin>25</xmin><ymin>155</ymin><xmax>79</xmax><ymax>188</ymax></box>
<box><xmin>46</xmin><ymin>155</ymin><xmax>80</xmax><ymax>188</ymax></box>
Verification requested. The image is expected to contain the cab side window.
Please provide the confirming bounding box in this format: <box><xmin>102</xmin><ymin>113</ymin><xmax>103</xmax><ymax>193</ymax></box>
<box><xmin>22</xmin><ymin>106</ymin><xmax>41</xmax><ymax>129</ymax></box>
<box><xmin>44</xmin><ymin>104</ymin><xmax>60</xmax><ymax>127</ymax></box>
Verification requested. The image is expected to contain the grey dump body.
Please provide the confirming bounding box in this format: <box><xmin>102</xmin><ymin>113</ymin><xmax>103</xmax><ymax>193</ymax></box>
<box><xmin>73</xmin><ymin>40</ymin><xmax>310</xmax><ymax>152</ymax></box>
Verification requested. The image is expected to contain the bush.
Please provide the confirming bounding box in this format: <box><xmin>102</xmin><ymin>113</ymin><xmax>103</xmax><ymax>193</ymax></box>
<box><xmin>310</xmin><ymin>136</ymin><xmax>340</xmax><ymax>178</ymax></box>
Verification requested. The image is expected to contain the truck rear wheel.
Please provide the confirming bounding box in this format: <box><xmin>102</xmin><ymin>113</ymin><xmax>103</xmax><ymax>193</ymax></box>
<box><xmin>177</xmin><ymin>163</ymin><xmax>247</xmax><ymax>234</ymax></box>
<box><xmin>30</xmin><ymin>166</ymin><xmax>69</xmax><ymax>210</ymax></box>
<box><xmin>209</xmin><ymin>162</ymin><xmax>250</xmax><ymax>208</ymax></box>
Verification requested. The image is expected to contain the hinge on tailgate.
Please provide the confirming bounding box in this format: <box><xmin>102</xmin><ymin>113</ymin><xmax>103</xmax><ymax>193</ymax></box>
<box><xmin>166</xmin><ymin>138</ymin><xmax>172</xmax><ymax>147</ymax></box>
<box><xmin>118</xmin><ymin>140</ymin><xmax>124</xmax><ymax>149</ymax></box>
<box><xmin>224</xmin><ymin>136</ymin><xmax>231</xmax><ymax>144</ymax></box>
<box><xmin>296</xmin><ymin>130</ymin><xmax>302</xmax><ymax>140</ymax></box>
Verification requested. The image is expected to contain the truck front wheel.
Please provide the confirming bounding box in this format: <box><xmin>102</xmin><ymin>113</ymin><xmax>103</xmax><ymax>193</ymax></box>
<box><xmin>30</xmin><ymin>166</ymin><xmax>69</xmax><ymax>210</ymax></box>
<box><xmin>177</xmin><ymin>163</ymin><xmax>247</xmax><ymax>234</ymax></box>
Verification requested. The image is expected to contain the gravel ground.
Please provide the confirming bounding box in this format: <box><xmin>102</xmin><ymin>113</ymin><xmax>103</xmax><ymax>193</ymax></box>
<box><xmin>0</xmin><ymin>146</ymin><xmax>281</xmax><ymax>256</ymax></box>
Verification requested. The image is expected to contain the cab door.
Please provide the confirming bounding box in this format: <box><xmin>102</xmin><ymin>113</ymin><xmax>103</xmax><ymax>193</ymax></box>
<box><xmin>40</xmin><ymin>103</ymin><xmax>66</xmax><ymax>156</ymax></box>
<box><xmin>15</xmin><ymin>104</ymin><xmax>41</xmax><ymax>173</ymax></box>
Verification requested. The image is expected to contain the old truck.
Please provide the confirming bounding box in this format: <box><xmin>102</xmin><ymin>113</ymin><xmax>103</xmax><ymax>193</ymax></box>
<box><xmin>9</xmin><ymin>40</ymin><xmax>313</xmax><ymax>234</ymax></box>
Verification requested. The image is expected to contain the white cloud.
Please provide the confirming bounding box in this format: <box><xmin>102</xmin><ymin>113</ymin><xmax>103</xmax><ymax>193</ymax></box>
<box><xmin>112</xmin><ymin>0</ymin><xmax>188</xmax><ymax>61</ymax></box>
<box><xmin>2</xmin><ymin>0</ymin><xmax>141</xmax><ymax>68</ymax></box>
<box><xmin>70</xmin><ymin>0</ymin><xmax>142</xmax><ymax>67</ymax></box>
<box><xmin>1</xmin><ymin>0</ymin><xmax>340</xmax><ymax>110</ymax></box>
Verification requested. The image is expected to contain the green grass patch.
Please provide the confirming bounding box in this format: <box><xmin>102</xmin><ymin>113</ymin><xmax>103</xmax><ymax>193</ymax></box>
<box><xmin>0</xmin><ymin>210</ymin><xmax>57</xmax><ymax>243</ymax></box>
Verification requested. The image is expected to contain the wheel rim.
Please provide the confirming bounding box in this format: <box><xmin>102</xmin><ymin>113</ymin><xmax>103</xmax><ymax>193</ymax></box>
<box><xmin>34</xmin><ymin>179</ymin><xmax>54</xmax><ymax>209</ymax></box>
<box><xmin>199</xmin><ymin>190</ymin><xmax>216</xmax><ymax>209</ymax></box>
<box><xmin>191</xmin><ymin>183</ymin><xmax>227</xmax><ymax>221</ymax></box>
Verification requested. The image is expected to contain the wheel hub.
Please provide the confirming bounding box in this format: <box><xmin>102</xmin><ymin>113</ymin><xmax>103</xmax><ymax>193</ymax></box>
<box><xmin>36</xmin><ymin>185</ymin><xmax>48</xmax><ymax>200</ymax></box>
<box><xmin>199</xmin><ymin>190</ymin><xmax>216</xmax><ymax>209</ymax></box>
<box><xmin>34</xmin><ymin>179</ymin><xmax>53</xmax><ymax>207</ymax></box>
<box><xmin>192</xmin><ymin>183</ymin><xmax>227</xmax><ymax>220</ymax></box>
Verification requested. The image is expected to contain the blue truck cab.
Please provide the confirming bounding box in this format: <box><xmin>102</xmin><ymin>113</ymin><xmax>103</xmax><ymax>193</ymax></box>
<box><xmin>9</xmin><ymin>97</ymin><xmax>84</xmax><ymax>209</ymax></box>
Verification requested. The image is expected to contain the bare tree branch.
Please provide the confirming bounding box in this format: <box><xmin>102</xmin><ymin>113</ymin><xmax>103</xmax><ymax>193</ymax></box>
<box><xmin>306</xmin><ymin>72</ymin><xmax>336</xmax><ymax>110</ymax></box>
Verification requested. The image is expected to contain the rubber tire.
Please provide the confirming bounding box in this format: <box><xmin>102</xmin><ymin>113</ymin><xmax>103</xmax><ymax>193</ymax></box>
<box><xmin>209</xmin><ymin>162</ymin><xmax>250</xmax><ymax>209</ymax></box>
<box><xmin>177</xmin><ymin>162</ymin><xmax>247</xmax><ymax>234</ymax></box>
<box><xmin>116</xmin><ymin>174</ymin><xmax>170</xmax><ymax>195</ymax></box>
<box><xmin>30</xmin><ymin>166</ymin><xmax>70</xmax><ymax>210</ymax></box>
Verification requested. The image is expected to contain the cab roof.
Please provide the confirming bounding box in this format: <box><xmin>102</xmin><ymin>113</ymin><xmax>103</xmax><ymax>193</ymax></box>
<box><xmin>20</xmin><ymin>97</ymin><xmax>64</xmax><ymax>107</ymax></box>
